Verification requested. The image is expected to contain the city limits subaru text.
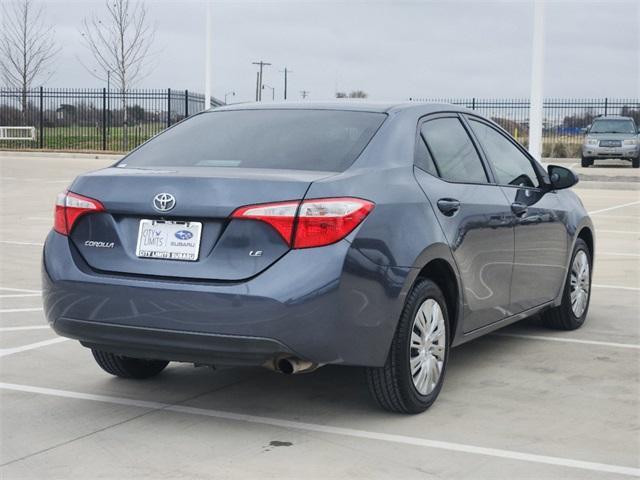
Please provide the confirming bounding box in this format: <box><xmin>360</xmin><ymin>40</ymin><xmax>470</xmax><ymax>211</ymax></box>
<box><xmin>43</xmin><ymin>102</ymin><xmax>594</xmax><ymax>413</ymax></box>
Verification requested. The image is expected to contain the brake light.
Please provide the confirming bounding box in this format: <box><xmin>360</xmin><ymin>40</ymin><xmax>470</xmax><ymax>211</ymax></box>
<box><xmin>231</xmin><ymin>197</ymin><xmax>374</xmax><ymax>248</ymax></box>
<box><xmin>54</xmin><ymin>191</ymin><xmax>105</xmax><ymax>235</ymax></box>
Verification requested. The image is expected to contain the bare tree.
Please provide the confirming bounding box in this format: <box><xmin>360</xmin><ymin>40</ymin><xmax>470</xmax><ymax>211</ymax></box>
<box><xmin>0</xmin><ymin>0</ymin><xmax>58</xmax><ymax>120</ymax></box>
<box><xmin>80</xmin><ymin>0</ymin><xmax>156</xmax><ymax>149</ymax></box>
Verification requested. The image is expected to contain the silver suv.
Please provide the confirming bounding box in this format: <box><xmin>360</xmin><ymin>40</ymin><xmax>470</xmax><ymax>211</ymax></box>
<box><xmin>581</xmin><ymin>116</ymin><xmax>640</xmax><ymax>168</ymax></box>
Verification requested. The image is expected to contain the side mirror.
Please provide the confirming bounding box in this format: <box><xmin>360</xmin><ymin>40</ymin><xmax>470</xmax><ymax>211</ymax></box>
<box><xmin>547</xmin><ymin>165</ymin><xmax>578</xmax><ymax>190</ymax></box>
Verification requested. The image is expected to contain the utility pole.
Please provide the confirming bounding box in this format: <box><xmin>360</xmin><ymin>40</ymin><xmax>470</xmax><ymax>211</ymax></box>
<box><xmin>204</xmin><ymin>0</ymin><xmax>212</xmax><ymax>109</ymax></box>
<box><xmin>528</xmin><ymin>0</ymin><xmax>545</xmax><ymax>160</ymax></box>
<box><xmin>252</xmin><ymin>60</ymin><xmax>271</xmax><ymax>101</ymax></box>
<box><xmin>280</xmin><ymin>67</ymin><xmax>292</xmax><ymax>100</ymax></box>
<box><xmin>255</xmin><ymin>72</ymin><xmax>260</xmax><ymax>101</ymax></box>
<box><xmin>300</xmin><ymin>90</ymin><xmax>310</xmax><ymax>99</ymax></box>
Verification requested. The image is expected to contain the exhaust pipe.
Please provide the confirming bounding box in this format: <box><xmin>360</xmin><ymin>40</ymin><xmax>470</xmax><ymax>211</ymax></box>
<box><xmin>268</xmin><ymin>356</ymin><xmax>319</xmax><ymax>374</ymax></box>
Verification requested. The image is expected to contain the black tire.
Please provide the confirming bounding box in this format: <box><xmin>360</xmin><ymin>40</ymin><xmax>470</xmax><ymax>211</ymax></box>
<box><xmin>366</xmin><ymin>278</ymin><xmax>450</xmax><ymax>414</ymax></box>
<box><xmin>632</xmin><ymin>156</ymin><xmax>639</xmax><ymax>168</ymax></box>
<box><xmin>581</xmin><ymin>156</ymin><xmax>592</xmax><ymax>168</ymax></box>
<box><xmin>92</xmin><ymin>349</ymin><xmax>169</xmax><ymax>379</ymax></box>
<box><xmin>541</xmin><ymin>238</ymin><xmax>592</xmax><ymax>330</ymax></box>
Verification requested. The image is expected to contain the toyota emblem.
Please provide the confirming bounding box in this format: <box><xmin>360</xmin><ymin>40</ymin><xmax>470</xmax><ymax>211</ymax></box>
<box><xmin>153</xmin><ymin>193</ymin><xmax>176</xmax><ymax>212</ymax></box>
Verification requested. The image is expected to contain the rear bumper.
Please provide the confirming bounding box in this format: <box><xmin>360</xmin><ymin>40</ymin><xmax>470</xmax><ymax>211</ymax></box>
<box><xmin>43</xmin><ymin>231</ymin><xmax>411</xmax><ymax>367</ymax></box>
<box><xmin>53</xmin><ymin>317</ymin><xmax>292</xmax><ymax>366</ymax></box>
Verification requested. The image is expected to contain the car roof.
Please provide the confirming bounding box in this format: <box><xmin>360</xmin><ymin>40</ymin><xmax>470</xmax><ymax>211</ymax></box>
<box><xmin>593</xmin><ymin>115</ymin><xmax>635</xmax><ymax>121</ymax></box>
<box><xmin>209</xmin><ymin>101</ymin><xmax>470</xmax><ymax>115</ymax></box>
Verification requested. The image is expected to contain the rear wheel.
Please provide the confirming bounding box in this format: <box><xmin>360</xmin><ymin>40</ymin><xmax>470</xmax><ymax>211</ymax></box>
<box><xmin>92</xmin><ymin>349</ymin><xmax>169</xmax><ymax>379</ymax></box>
<box><xmin>541</xmin><ymin>238</ymin><xmax>592</xmax><ymax>330</ymax></box>
<box><xmin>581</xmin><ymin>156</ymin><xmax>592</xmax><ymax>168</ymax></box>
<box><xmin>366</xmin><ymin>278</ymin><xmax>449</xmax><ymax>413</ymax></box>
<box><xmin>632</xmin><ymin>156</ymin><xmax>639</xmax><ymax>168</ymax></box>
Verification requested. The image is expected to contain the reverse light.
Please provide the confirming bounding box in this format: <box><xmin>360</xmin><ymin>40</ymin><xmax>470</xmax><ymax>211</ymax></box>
<box><xmin>231</xmin><ymin>197</ymin><xmax>374</xmax><ymax>249</ymax></box>
<box><xmin>54</xmin><ymin>191</ymin><xmax>105</xmax><ymax>235</ymax></box>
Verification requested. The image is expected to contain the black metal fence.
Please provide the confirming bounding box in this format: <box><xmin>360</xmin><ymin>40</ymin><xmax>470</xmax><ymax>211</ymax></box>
<box><xmin>2</xmin><ymin>90</ymin><xmax>639</xmax><ymax>157</ymax></box>
<box><xmin>409</xmin><ymin>98</ymin><xmax>640</xmax><ymax>157</ymax></box>
<box><xmin>0</xmin><ymin>88</ymin><xmax>224</xmax><ymax>152</ymax></box>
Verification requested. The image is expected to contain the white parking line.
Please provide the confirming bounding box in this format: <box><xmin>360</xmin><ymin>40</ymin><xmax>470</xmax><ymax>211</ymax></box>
<box><xmin>0</xmin><ymin>383</ymin><xmax>638</xmax><ymax>477</ymax></box>
<box><xmin>494</xmin><ymin>333</ymin><xmax>639</xmax><ymax>350</ymax></box>
<box><xmin>0</xmin><ymin>287</ymin><xmax>41</xmax><ymax>293</ymax></box>
<box><xmin>597</xmin><ymin>230</ymin><xmax>639</xmax><ymax>236</ymax></box>
<box><xmin>589</xmin><ymin>200</ymin><xmax>640</xmax><ymax>216</ymax></box>
<box><xmin>0</xmin><ymin>240</ymin><xmax>44</xmax><ymax>247</ymax></box>
<box><xmin>0</xmin><ymin>338</ymin><xmax>68</xmax><ymax>357</ymax></box>
<box><xmin>598</xmin><ymin>252</ymin><xmax>640</xmax><ymax>258</ymax></box>
<box><xmin>0</xmin><ymin>308</ymin><xmax>43</xmax><ymax>313</ymax></box>
<box><xmin>593</xmin><ymin>284</ymin><xmax>640</xmax><ymax>292</ymax></box>
<box><xmin>0</xmin><ymin>325</ymin><xmax>49</xmax><ymax>332</ymax></box>
<box><xmin>0</xmin><ymin>293</ymin><xmax>41</xmax><ymax>298</ymax></box>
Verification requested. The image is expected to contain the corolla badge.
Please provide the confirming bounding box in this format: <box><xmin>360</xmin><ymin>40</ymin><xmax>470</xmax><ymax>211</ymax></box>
<box><xmin>153</xmin><ymin>193</ymin><xmax>176</xmax><ymax>212</ymax></box>
<box><xmin>175</xmin><ymin>230</ymin><xmax>193</xmax><ymax>240</ymax></box>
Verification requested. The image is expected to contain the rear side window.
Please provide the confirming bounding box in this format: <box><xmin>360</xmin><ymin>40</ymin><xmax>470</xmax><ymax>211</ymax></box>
<box><xmin>469</xmin><ymin>119</ymin><xmax>539</xmax><ymax>188</ymax></box>
<box><xmin>420</xmin><ymin>118</ymin><xmax>488</xmax><ymax>184</ymax></box>
<box><xmin>121</xmin><ymin>109</ymin><xmax>387</xmax><ymax>172</ymax></box>
<box><xmin>414</xmin><ymin>136</ymin><xmax>439</xmax><ymax>176</ymax></box>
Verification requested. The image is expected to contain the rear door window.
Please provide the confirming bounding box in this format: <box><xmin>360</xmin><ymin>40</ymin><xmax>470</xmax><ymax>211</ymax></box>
<box><xmin>121</xmin><ymin>109</ymin><xmax>387</xmax><ymax>172</ymax></box>
<box><xmin>420</xmin><ymin>118</ymin><xmax>489</xmax><ymax>184</ymax></box>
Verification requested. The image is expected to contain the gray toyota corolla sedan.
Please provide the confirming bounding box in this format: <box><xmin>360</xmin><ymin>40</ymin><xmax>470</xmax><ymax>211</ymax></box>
<box><xmin>43</xmin><ymin>102</ymin><xmax>594</xmax><ymax>413</ymax></box>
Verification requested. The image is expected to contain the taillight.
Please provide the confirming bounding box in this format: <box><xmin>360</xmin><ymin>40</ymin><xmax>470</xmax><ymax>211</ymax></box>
<box><xmin>54</xmin><ymin>191</ymin><xmax>105</xmax><ymax>235</ymax></box>
<box><xmin>231</xmin><ymin>197</ymin><xmax>374</xmax><ymax>249</ymax></box>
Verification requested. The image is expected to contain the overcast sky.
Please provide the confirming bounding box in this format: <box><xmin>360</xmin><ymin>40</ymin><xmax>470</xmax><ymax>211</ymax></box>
<box><xmin>24</xmin><ymin>0</ymin><xmax>640</xmax><ymax>102</ymax></box>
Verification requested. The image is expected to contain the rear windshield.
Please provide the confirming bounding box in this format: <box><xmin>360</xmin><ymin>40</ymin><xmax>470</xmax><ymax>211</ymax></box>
<box><xmin>121</xmin><ymin>109</ymin><xmax>387</xmax><ymax>172</ymax></box>
<box><xmin>590</xmin><ymin>119</ymin><xmax>636</xmax><ymax>134</ymax></box>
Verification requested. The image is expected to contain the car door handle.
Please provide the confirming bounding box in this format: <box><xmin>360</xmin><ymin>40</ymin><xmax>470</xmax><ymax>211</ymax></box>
<box><xmin>511</xmin><ymin>202</ymin><xmax>528</xmax><ymax>217</ymax></box>
<box><xmin>437</xmin><ymin>198</ymin><xmax>461</xmax><ymax>216</ymax></box>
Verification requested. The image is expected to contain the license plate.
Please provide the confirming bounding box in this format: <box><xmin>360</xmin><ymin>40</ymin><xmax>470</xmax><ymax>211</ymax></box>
<box><xmin>135</xmin><ymin>220</ymin><xmax>202</xmax><ymax>261</ymax></box>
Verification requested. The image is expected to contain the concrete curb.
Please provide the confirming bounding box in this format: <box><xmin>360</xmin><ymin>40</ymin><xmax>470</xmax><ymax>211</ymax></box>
<box><xmin>0</xmin><ymin>150</ymin><xmax>124</xmax><ymax>161</ymax></box>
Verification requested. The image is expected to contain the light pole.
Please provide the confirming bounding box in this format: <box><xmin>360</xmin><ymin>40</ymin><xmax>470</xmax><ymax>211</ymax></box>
<box><xmin>224</xmin><ymin>91</ymin><xmax>235</xmax><ymax>104</ymax></box>
<box><xmin>262</xmin><ymin>84</ymin><xmax>275</xmax><ymax>101</ymax></box>
<box><xmin>204</xmin><ymin>0</ymin><xmax>212</xmax><ymax>109</ymax></box>
<box><xmin>528</xmin><ymin>0</ymin><xmax>545</xmax><ymax>160</ymax></box>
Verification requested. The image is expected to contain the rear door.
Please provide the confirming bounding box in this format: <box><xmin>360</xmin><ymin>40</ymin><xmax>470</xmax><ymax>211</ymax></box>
<box><xmin>464</xmin><ymin>115</ymin><xmax>568</xmax><ymax>312</ymax></box>
<box><xmin>413</xmin><ymin>114</ymin><xmax>514</xmax><ymax>332</ymax></box>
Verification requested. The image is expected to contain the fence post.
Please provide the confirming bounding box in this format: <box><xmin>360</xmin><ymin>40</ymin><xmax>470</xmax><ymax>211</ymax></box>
<box><xmin>184</xmin><ymin>89</ymin><xmax>189</xmax><ymax>118</ymax></box>
<box><xmin>102</xmin><ymin>88</ymin><xmax>107</xmax><ymax>151</ymax></box>
<box><xmin>167</xmin><ymin>88</ymin><xmax>171</xmax><ymax>127</ymax></box>
<box><xmin>39</xmin><ymin>86</ymin><xmax>44</xmax><ymax>149</ymax></box>
<box><xmin>472</xmin><ymin>97</ymin><xmax>476</xmax><ymax>110</ymax></box>
<box><xmin>604</xmin><ymin>98</ymin><xmax>608</xmax><ymax>116</ymax></box>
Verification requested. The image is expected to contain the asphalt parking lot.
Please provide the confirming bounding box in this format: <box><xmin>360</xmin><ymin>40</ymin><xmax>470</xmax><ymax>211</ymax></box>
<box><xmin>1</xmin><ymin>152</ymin><xmax>639</xmax><ymax>479</ymax></box>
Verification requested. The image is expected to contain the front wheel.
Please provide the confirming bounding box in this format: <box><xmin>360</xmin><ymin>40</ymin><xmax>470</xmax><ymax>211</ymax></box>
<box><xmin>366</xmin><ymin>278</ymin><xmax>449</xmax><ymax>413</ymax></box>
<box><xmin>541</xmin><ymin>238</ymin><xmax>592</xmax><ymax>330</ymax></box>
<box><xmin>92</xmin><ymin>349</ymin><xmax>169</xmax><ymax>379</ymax></box>
<box><xmin>581</xmin><ymin>156</ymin><xmax>592</xmax><ymax>168</ymax></box>
<box><xmin>632</xmin><ymin>156</ymin><xmax>639</xmax><ymax>168</ymax></box>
